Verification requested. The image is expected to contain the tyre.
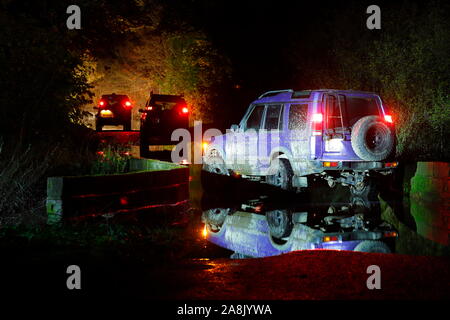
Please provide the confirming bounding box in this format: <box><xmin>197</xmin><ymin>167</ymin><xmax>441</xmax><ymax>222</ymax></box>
<box><xmin>353</xmin><ymin>240</ymin><xmax>391</xmax><ymax>253</ymax></box>
<box><xmin>266</xmin><ymin>158</ymin><xmax>294</xmax><ymax>191</ymax></box>
<box><xmin>266</xmin><ymin>209</ymin><xmax>293</xmax><ymax>240</ymax></box>
<box><xmin>351</xmin><ymin>116</ymin><xmax>394</xmax><ymax>161</ymax></box>
<box><xmin>202</xmin><ymin>156</ymin><xmax>229</xmax><ymax>176</ymax></box>
<box><xmin>204</xmin><ymin>208</ymin><xmax>231</xmax><ymax>232</ymax></box>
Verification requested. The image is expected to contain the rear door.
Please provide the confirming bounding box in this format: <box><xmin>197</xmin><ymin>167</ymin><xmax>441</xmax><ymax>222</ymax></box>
<box><xmin>287</xmin><ymin>103</ymin><xmax>309</xmax><ymax>160</ymax></box>
<box><xmin>322</xmin><ymin>93</ymin><xmax>349</xmax><ymax>159</ymax></box>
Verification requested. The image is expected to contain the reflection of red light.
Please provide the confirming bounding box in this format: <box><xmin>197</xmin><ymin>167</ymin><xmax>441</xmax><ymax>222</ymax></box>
<box><xmin>97</xmin><ymin>151</ymin><xmax>104</xmax><ymax>156</ymax></box>
<box><xmin>323</xmin><ymin>235</ymin><xmax>339</xmax><ymax>242</ymax></box>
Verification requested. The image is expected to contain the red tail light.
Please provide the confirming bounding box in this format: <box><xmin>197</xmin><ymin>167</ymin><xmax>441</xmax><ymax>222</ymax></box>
<box><xmin>384</xmin><ymin>115</ymin><xmax>393</xmax><ymax>123</ymax></box>
<box><xmin>323</xmin><ymin>161</ymin><xmax>339</xmax><ymax>167</ymax></box>
<box><xmin>312</xmin><ymin>113</ymin><xmax>323</xmax><ymax>135</ymax></box>
<box><xmin>323</xmin><ymin>235</ymin><xmax>339</xmax><ymax>242</ymax></box>
<box><xmin>384</xmin><ymin>162</ymin><xmax>398</xmax><ymax>168</ymax></box>
<box><xmin>181</xmin><ymin>107</ymin><xmax>189</xmax><ymax>114</ymax></box>
<box><xmin>124</xmin><ymin>101</ymin><xmax>132</xmax><ymax>108</ymax></box>
<box><xmin>99</xmin><ymin>100</ymin><xmax>105</xmax><ymax>107</ymax></box>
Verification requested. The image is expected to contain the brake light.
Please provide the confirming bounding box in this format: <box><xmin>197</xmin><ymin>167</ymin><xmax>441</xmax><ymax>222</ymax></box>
<box><xmin>99</xmin><ymin>100</ymin><xmax>105</xmax><ymax>107</ymax></box>
<box><xmin>384</xmin><ymin>115</ymin><xmax>393</xmax><ymax>123</ymax></box>
<box><xmin>312</xmin><ymin>113</ymin><xmax>323</xmax><ymax>122</ymax></box>
<box><xmin>124</xmin><ymin>101</ymin><xmax>132</xmax><ymax>108</ymax></box>
<box><xmin>312</xmin><ymin>113</ymin><xmax>323</xmax><ymax>135</ymax></box>
<box><xmin>182</xmin><ymin>107</ymin><xmax>189</xmax><ymax>114</ymax></box>
<box><xmin>146</xmin><ymin>106</ymin><xmax>153</xmax><ymax>111</ymax></box>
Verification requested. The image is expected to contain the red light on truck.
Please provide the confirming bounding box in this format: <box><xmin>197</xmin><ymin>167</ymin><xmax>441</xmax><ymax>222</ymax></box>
<box><xmin>384</xmin><ymin>231</ymin><xmax>398</xmax><ymax>238</ymax></box>
<box><xmin>312</xmin><ymin>113</ymin><xmax>323</xmax><ymax>122</ymax></box>
<box><xmin>182</xmin><ymin>107</ymin><xmax>189</xmax><ymax>114</ymax></box>
<box><xmin>323</xmin><ymin>161</ymin><xmax>339</xmax><ymax>167</ymax></box>
<box><xmin>99</xmin><ymin>100</ymin><xmax>105</xmax><ymax>106</ymax></box>
<box><xmin>323</xmin><ymin>235</ymin><xmax>339</xmax><ymax>242</ymax></box>
<box><xmin>312</xmin><ymin>113</ymin><xmax>323</xmax><ymax>135</ymax></box>
<box><xmin>124</xmin><ymin>101</ymin><xmax>132</xmax><ymax>108</ymax></box>
<box><xmin>384</xmin><ymin>162</ymin><xmax>398</xmax><ymax>168</ymax></box>
<box><xmin>384</xmin><ymin>115</ymin><xmax>393</xmax><ymax>123</ymax></box>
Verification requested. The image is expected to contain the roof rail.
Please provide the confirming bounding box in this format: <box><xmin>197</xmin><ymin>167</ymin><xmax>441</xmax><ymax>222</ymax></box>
<box><xmin>258</xmin><ymin>89</ymin><xmax>294</xmax><ymax>99</ymax></box>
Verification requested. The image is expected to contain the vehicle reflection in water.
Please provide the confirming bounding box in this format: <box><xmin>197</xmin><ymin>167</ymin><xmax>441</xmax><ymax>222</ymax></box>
<box><xmin>202</xmin><ymin>195</ymin><xmax>398</xmax><ymax>258</ymax></box>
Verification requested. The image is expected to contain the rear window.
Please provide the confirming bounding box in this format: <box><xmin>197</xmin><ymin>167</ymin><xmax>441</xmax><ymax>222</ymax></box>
<box><xmin>150</xmin><ymin>100</ymin><xmax>179</xmax><ymax>111</ymax></box>
<box><xmin>326</xmin><ymin>95</ymin><xmax>380</xmax><ymax>128</ymax></box>
<box><xmin>345</xmin><ymin>96</ymin><xmax>380</xmax><ymax>127</ymax></box>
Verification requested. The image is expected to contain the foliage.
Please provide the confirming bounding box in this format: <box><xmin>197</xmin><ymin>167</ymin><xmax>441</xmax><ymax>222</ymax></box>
<box><xmin>84</xmin><ymin>28</ymin><xmax>231</xmax><ymax>126</ymax></box>
<box><xmin>288</xmin><ymin>1</ymin><xmax>450</xmax><ymax>160</ymax></box>
<box><xmin>90</xmin><ymin>144</ymin><xmax>132</xmax><ymax>175</ymax></box>
<box><xmin>0</xmin><ymin>140</ymin><xmax>52</xmax><ymax>225</ymax></box>
<box><xmin>155</xmin><ymin>32</ymin><xmax>231</xmax><ymax>122</ymax></box>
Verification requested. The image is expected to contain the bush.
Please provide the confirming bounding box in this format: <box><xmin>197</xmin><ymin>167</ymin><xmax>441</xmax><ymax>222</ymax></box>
<box><xmin>90</xmin><ymin>143</ymin><xmax>132</xmax><ymax>175</ymax></box>
<box><xmin>0</xmin><ymin>141</ymin><xmax>53</xmax><ymax>225</ymax></box>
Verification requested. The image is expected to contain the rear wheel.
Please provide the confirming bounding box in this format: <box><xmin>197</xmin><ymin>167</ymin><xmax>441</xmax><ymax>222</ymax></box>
<box><xmin>266</xmin><ymin>158</ymin><xmax>294</xmax><ymax>191</ymax></box>
<box><xmin>354</xmin><ymin>240</ymin><xmax>391</xmax><ymax>253</ymax></box>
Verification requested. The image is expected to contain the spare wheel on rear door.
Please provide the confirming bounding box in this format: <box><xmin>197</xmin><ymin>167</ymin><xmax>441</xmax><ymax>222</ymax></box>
<box><xmin>351</xmin><ymin>115</ymin><xmax>394</xmax><ymax>161</ymax></box>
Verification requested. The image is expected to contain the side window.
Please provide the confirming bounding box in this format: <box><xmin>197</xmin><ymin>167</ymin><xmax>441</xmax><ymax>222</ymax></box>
<box><xmin>245</xmin><ymin>105</ymin><xmax>265</xmax><ymax>130</ymax></box>
<box><xmin>288</xmin><ymin>104</ymin><xmax>308</xmax><ymax>130</ymax></box>
<box><xmin>264</xmin><ymin>104</ymin><xmax>282</xmax><ymax>130</ymax></box>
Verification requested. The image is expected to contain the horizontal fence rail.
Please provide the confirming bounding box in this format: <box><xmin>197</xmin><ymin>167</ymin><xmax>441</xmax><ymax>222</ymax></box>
<box><xmin>47</xmin><ymin>159</ymin><xmax>189</xmax><ymax>223</ymax></box>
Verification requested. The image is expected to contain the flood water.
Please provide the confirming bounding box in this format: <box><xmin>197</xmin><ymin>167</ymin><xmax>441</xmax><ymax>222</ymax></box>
<box><xmin>194</xmin><ymin>169</ymin><xmax>449</xmax><ymax>258</ymax></box>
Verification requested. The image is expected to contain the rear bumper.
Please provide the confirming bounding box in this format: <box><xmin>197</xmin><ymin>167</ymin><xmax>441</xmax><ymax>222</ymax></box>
<box><xmin>314</xmin><ymin>160</ymin><xmax>399</xmax><ymax>171</ymax></box>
